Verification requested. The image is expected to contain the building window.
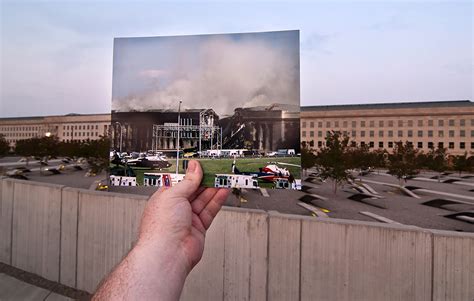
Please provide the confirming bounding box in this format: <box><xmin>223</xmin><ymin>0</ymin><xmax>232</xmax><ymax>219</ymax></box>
<box><xmin>318</xmin><ymin>131</ymin><xmax>322</xmax><ymax>137</ymax></box>
<box><xmin>460</xmin><ymin>130</ymin><xmax>465</xmax><ymax>137</ymax></box>
<box><xmin>309</xmin><ymin>141</ymin><xmax>314</xmax><ymax>147</ymax></box>
<box><xmin>352</xmin><ymin>131</ymin><xmax>356</xmax><ymax>137</ymax></box>
<box><xmin>428</xmin><ymin>142</ymin><xmax>434</xmax><ymax>149</ymax></box>
<box><xmin>361</xmin><ymin>121</ymin><xmax>366</xmax><ymax>127</ymax></box>
<box><xmin>460</xmin><ymin>119</ymin><xmax>465</xmax><ymax>126</ymax></box>
<box><xmin>369</xmin><ymin>131</ymin><xmax>374</xmax><ymax>137</ymax></box>
<box><xmin>449</xmin><ymin>142</ymin><xmax>454</xmax><ymax>149</ymax></box>
<box><xmin>302</xmin><ymin>122</ymin><xmax>306</xmax><ymax>128</ymax></box>
<box><xmin>379</xmin><ymin>141</ymin><xmax>384</xmax><ymax>148</ymax></box>
<box><xmin>379</xmin><ymin>130</ymin><xmax>384</xmax><ymax>137</ymax></box>
<box><xmin>460</xmin><ymin>142</ymin><xmax>465</xmax><ymax>149</ymax></box>
<box><xmin>438</xmin><ymin>120</ymin><xmax>444</xmax><ymax>126</ymax></box>
<box><xmin>388</xmin><ymin>130</ymin><xmax>393</xmax><ymax>137</ymax></box>
<box><xmin>361</xmin><ymin>131</ymin><xmax>366</xmax><ymax>137</ymax></box>
<box><xmin>352</xmin><ymin>121</ymin><xmax>356</xmax><ymax>128</ymax></box>
<box><xmin>417</xmin><ymin>131</ymin><xmax>423</xmax><ymax>137</ymax></box>
<box><xmin>95</xmin><ymin>125</ymin><xmax>98</xmax><ymax>130</ymax></box>
<box><xmin>360</xmin><ymin>141</ymin><xmax>366</xmax><ymax>147</ymax></box>
<box><xmin>428</xmin><ymin>130</ymin><xmax>433</xmax><ymax>137</ymax></box>
<box><xmin>310</xmin><ymin>131</ymin><xmax>314</xmax><ymax>137</ymax></box>
<box><xmin>407</xmin><ymin>130</ymin><xmax>413</xmax><ymax>137</ymax></box>
<box><xmin>449</xmin><ymin>130</ymin><xmax>454</xmax><ymax>137</ymax></box>
<box><xmin>318</xmin><ymin>122</ymin><xmax>322</xmax><ymax>128</ymax></box>
<box><xmin>417</xmin><ymin>142</ymin><xmax>423</xmax><ymax>148</ymax></box>
<box><xmin>398</xmin><ymin>120</ymin><xmax>403</xmax><ymax>127</ymax></box>
<box><xmin>343</xmin><ymin>121</ymin><xmax>348</xmax><ymax>128</ymax></box>
<box><xmin>471</xmin><ymin>142</ymin><xmax>474</xmax><ymax>149</ymax></box>
<box><xmin>398</xmin><ymin>130</ymin><xmax>403</xmax><ymax>137</ymax></box>
<box><xmin>471</xmin><ymin>130</ymin><xmax>474</xmax><ymax>137</ymax></box>
<box><xmin>369</xmin><ymin>120</ymin><xmax>374</xmax><ymax>127</ymax></box>
<box><xmin>388</xmin><ymin>141</ymin><xmax>393</xmax><ymax>148</ymax></box>
<box><xmin>438</xmin><ymin>130</ymin><xmax>444</xmax><ymax>138</ymax></box>
<box><xmin>449</xmin><ymin>119</ymin><xmax>455</xmax><ymax>126</ymax></box>
<box><xmin>310</xmin><ymin>121</ymin><xmax>315</xmax><ymax>128</ymax></box>
<box><xmin>438</xmin><ymin>142</ymin><xmax>444</xmax><ymax>149</ymax></box>
<box><xmin>471</xmin><ymin>119</ymin><xmax>474</xmax><ymax>126</ymax></box>
<box><xmin>379</xmin><ymin>120</ymin><xmax>384</xmax><ymax>127</ymax></box>
<box><xmin>317</xmin><ymin>141</ymin><xmax>322</xmax><ymax>147</ymax></box>
<box><xmin>418</xmin><ymin>120</ymin><xmax>423</xmax><ymax>127</ymax></box>
<box><xmin>369</xmin><ymin>141</ymin><xmax>374</xmax><ymax>148</ymax></box>
<box><xmin>326</xmin><ymin>121</ymin><xmax>331</xmax><ymax>128</ymax></box>
<box><xmin>407</xmin><ymin>120</ymin><xmax>413</xmax><ymax>127</ymax></box>
<box><xmin>388</xmin><ymin>121</ymin><xmax>394</xmax><ymax>127</ymax></box>
<box><xmin>302</xmin><ymin>131</ymin><xmax>306</xmax><ymax>137</ymax></box>
<box><xmin>334</xmin><ymin>121</ymin><xmax>339</xmax><ymax>127</ymax></box>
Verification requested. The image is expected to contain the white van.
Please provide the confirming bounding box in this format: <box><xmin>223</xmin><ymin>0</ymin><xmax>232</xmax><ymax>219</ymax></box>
<box><xmin>214</xmin><ymin>174</ymin><xmax>259</xmax><ymax>189</ymax></box>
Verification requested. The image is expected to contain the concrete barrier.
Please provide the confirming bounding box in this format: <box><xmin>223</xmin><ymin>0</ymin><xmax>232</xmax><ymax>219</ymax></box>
<box><xmin>0</xmin><ymin>178</ymin><xmax>473</xmax><ymax>300</ymax></box>
<box><xmin>0</xmin><ymin>178</ymin><xmax>14</xmax><ymax>264</ymax></box>
<box><xmin>11</xmin><ymin>180</ymin><xmax>62</xmax><ymax>282</ymax></box>
<box><xmin>75</xmin><ymin>190</ymin><xmax>147</xmax><ymax>292</ymax></box>
<box><xmin>432</xmin><ymin>230</ymin><xmax>474</xmax><ymax>301</ymax></box>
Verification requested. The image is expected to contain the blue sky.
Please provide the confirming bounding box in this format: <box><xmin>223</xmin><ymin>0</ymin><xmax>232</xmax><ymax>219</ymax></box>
<box><xmin>1</xmin><ymin>0</ymin><xmax>472</xmax><ymax>117</ymax></box>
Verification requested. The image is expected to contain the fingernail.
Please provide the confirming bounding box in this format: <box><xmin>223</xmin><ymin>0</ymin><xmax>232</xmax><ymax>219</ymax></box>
<box><xmin>187</xmin><ymin>160</ymin><xmax>197</xmax><ymax>173</ymax></box>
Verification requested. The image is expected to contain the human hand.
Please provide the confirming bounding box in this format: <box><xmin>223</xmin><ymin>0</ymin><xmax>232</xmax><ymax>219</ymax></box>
<box><xmin>137</xmin><ymin>160</ymin><xmax>230</xmax><ymax>272</ymax></box>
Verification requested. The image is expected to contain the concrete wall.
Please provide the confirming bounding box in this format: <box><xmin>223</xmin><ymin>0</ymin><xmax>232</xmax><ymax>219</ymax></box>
<box><xmin>0</xmin><ymin>178</ymin><xmax>472</xmax><ymax>300</ymax></box>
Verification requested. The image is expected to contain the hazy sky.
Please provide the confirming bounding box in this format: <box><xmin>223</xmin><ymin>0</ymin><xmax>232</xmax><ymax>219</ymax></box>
<box><xmin>1</xmin><ymin>0</ymin><xmax>472</xmax><ymax>117</ymax></box>
<box><xmin>112</xmin><ymin>31</ymin><xmax>299</xmax><ymax>116</ymax></box>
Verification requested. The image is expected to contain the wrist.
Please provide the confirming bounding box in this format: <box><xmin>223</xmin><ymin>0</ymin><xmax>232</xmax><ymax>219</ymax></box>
<box><xmin>122</xmin><ymin>239</ymin><xmax>190</xmax><ymax>300</ymax></box>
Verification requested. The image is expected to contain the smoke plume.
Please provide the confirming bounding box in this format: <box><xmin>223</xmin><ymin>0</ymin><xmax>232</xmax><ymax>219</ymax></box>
<box><xmin>112</xmin><ymin>35</ymin><xmax>299</xmax><ymax>116</ymax></box>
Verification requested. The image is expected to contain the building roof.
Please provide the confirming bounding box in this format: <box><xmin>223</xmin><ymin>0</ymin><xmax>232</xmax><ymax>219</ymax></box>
<box><xmin>0</xmin><ymin>113</ymin><xmax>110</xmax><ymax>121</ymax></box>
<box><xmin>301</xmin><ymin>100</ymin><xmax>473</xmax><ymax>111</ymax></box>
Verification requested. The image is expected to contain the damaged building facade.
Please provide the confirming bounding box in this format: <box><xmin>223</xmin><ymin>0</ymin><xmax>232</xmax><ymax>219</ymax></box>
<box><xmin>112</xmin><ymin>103</ymin><xmax>300</xmax><ymax>154</ymax></box>
<box><xmin>111</xmin><ymin>109</ymin><xmax>220</xmax><ymax>153</ymax></box>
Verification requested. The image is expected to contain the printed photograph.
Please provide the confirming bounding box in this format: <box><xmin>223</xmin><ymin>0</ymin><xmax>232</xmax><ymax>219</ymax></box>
<box><xmin>109</xmin><ymin>30</ymin><xmax>301</xmax><ymax>190</ymax></box>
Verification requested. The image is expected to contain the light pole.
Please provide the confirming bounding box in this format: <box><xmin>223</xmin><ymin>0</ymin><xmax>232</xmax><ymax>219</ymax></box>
<box><xmin>115</xmin><ymin>122</ymin><xmax>123</xmax><ymax>154</ymax></box>
<box><xmin>176</xmin><ymin>100</ymin><xmax>182</xmax><ymax>175</ymax></box>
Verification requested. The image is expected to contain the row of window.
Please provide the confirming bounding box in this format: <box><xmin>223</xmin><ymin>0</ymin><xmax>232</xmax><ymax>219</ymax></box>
<box><xmin>302</xmin><ymin>130</ymin><xmax>474</xmax><ymax>138</ymax></box>
<box><xmin>302</xmin><ymin>118</ymin><xmax>474</xmax><ymax>128</ymax></box>
<box><xmin>63</xmin><ymin>124</ymin><xmax>104</xmax><ymax>131</ymax></box>
<box><xmin>1</xmin><ymin>132</ymin><xmax>39</xmax><ymax>138</ymax></box>
<box><xmin>307</xmin><ymin>140</ymin><xmax>474</xmax><ymax>150</ymax></box>
<box><xmin>65</xmin><ymin>132</ymin><xmax>100</xmax><ymax>137</ymax></box>
<box><xmin>0</xmin><ymin>126</ymin><xmax>41</xmax><ymax>131</ymax></box>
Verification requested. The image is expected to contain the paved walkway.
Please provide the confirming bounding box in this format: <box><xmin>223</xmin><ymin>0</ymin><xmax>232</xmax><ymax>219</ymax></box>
<box><xmin>0</xmin><ymin>273</ymin><xmax>73</xmax><ymax>301</ymax></box>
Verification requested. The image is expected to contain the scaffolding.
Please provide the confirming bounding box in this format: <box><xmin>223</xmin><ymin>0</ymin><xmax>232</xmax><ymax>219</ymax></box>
<box><xmin>151</xmin><ymin>110</ymin><xmax>222</xmax><ymax>155</ymax></box>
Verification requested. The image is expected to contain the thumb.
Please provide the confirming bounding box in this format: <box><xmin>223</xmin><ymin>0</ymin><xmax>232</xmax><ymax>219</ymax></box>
<box><xmin>169</xmin><ymin>160</ymin><xmax>203</xmax><ymax>199</ymax></box>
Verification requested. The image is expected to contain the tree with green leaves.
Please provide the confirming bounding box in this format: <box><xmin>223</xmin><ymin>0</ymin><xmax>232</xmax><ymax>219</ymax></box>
<box><xmin>426</xmin><ymin>146</ymin><xmax>448</xmax><ymax>182</ymax></box>
<box><xmin>316</xmin><ymin>131</ymin><xmax>352</xmax><ymax>194</ymax></box>
<box><xmin>82</xmin><ymin>137</ymin><xmax>111</xmax><ymax>174</ymax></box>
<box><xmin>14</xmin><ymin>138</ymin><xmax>37</xmax><ymax>166</ymax></box>
<box><xmin>387</xmin><ymin>141</ymin><xmax>420</xmax><ymax>186</ymax></box>
<box><xmin>301</xmin><ymin>144</ymin><xmax>317</xmax><ymax>171</ymax></box>
<box><xmin>0</xmin><ymin>134</ymin><xmax>9</xmax><ymax>157</ymax></box>
<box><xmin>452</xmin><ymin>152</ymin><xmax>471</xmax><ymax>176</ymax></box>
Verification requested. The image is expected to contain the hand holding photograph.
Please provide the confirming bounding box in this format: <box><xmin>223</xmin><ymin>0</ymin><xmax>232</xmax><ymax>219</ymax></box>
<box><xmin>109</xmin><ymin>30</ymin><xmax>301</xmax><ymax>190</ymax></box>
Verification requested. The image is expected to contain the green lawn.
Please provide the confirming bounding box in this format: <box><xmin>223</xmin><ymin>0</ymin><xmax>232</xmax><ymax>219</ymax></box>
<box><xmin>128</xmin><ymin>157</ymin><xmax>301</xmax><ymax>186</ymax></box>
